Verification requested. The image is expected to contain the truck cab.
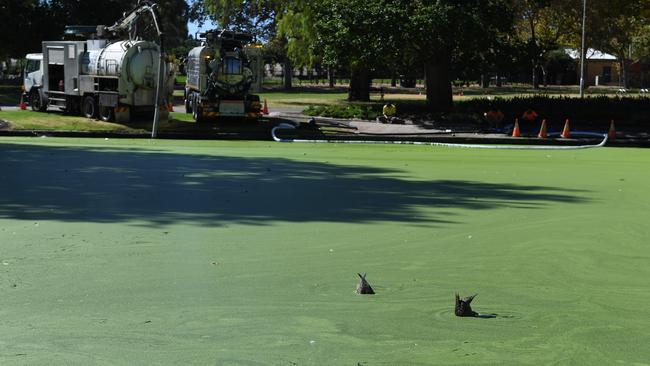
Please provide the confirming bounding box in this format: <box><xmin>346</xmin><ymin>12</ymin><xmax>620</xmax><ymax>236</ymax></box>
<box><xmin>22</xmin><ymin>53</ymin><xmax>46</xmax><ymax>111</ymax></box>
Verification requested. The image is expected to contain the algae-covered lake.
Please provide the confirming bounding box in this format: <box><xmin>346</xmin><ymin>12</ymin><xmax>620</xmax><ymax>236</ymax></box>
<box><xmin>1</xmin><ymin>137</ymin><xmax>649</xmax><ymax>365</ymax></box>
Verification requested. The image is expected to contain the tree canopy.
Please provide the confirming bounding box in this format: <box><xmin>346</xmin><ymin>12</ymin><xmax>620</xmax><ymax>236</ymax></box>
<box><xmin>4</xmin><ymin>0</ymin><xmax>650</xmax><ymax>108</ymax></box>
<box><xmin>1</xmin><ymin>0</ymin><xmax>189</xmax><ymax>59</ymax></box>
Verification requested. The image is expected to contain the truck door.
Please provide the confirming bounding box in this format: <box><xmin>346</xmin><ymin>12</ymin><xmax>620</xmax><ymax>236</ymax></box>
<box><xmin>64</xmin><ymin>43</ymin><xmax>80</xmax><ymax>94</ymax></box>
<box><xmin>23</xmin><ymin>56</ymin><xmax>43</xmax><ymax>94</ymax></box>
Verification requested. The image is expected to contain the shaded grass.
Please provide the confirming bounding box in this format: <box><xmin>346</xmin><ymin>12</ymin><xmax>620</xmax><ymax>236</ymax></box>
<box><xmin>0</xmin><ymin>85</ymin><xmax>21</xmax><ymax>105</ymax></box>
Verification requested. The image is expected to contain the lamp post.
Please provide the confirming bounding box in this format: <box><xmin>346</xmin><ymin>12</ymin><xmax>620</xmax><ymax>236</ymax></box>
<box><xmin>579</xmin><ymin>0</ymin><xmax>587</xmax><ymax>98</ymax></box>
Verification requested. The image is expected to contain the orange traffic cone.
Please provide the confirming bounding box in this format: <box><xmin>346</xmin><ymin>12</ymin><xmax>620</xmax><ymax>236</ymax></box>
<box><xmin>19</xmin><ymin>94</ymin><xmax>27</xmax><ymax>110</ymax></box>
<box><xmin>511</xmin><ymin>118</ymin><xmax>521</xmax><ymax>137</ymax></box>
<box><xmin>262</xmin><ymin>99</ymin><xmax>269</xmax><ymax>115</ymax></box>
<box><xmin>608</xmin><ymin>120</ymin><xmax>616</xmax><ymax>140</ymax></box>
<box><xmin>560</xmin><ymin>119</ymin><xmax>571</xmax><ymax>138</ymax></box>
<box><xmin>538</xmin><ymin>119</ymin><xmax>548</xmax><ymax>138</ymax></box>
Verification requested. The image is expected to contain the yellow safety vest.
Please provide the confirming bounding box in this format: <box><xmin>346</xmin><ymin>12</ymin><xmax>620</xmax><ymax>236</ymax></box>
<box><xmin>383</xmin><ymin>104</ymin><xmax>396</xmax><ymax>116</ymax></box>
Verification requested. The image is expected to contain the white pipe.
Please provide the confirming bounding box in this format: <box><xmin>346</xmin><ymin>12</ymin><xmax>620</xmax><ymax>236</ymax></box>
<box><xmin>271</xmin><ymin>123</ymin><xmax>609</xmax><ymax>150</ymax></box>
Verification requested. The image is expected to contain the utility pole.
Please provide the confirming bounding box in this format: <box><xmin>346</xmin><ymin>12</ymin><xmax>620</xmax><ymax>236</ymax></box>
<box><xmin>579</xmin><ymin>0</ymin><xmax>587</xmax><ymax>98</ymax></box>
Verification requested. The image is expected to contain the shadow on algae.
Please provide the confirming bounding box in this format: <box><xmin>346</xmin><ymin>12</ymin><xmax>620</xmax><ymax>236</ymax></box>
<box><xmin>0</xmin><ymin>143</ymin><xmax>589</xmax><ymax>227</ymax></box>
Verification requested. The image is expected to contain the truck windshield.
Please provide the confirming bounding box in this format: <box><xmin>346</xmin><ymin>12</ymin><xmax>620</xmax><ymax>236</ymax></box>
<box><xmin>223</xmin><ymin>57</ymin><xmax>242</xmax><ymax>75</ymax></box>
<box><xmin>25</xmin><ymin>59</ymin><xmax>41</xmax><ymax>73</ymax></box>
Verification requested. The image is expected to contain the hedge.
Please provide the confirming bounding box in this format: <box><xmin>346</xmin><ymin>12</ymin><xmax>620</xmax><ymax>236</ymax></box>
<box><xmin>303</xmin><ymin>96</ymin><xmax>650</xmax><ymax>132</ymax></box>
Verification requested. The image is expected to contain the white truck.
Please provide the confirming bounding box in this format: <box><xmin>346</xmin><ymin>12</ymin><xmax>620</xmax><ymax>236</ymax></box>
<box><xmin>22</xmin><ymin>4</ymin><xmax>172</xmax><ymax>123</ymax></box>
<box><xmin>22</xmin><ymin>53</ymin><xmax>44</xmax><ymax>110</ymax></box>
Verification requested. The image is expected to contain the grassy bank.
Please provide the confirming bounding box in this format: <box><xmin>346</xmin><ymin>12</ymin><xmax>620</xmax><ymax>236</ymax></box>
<box><xmin>0</xmin><ymin>110</ymin><xmax>200</xmax><ymax>132</ymax></box>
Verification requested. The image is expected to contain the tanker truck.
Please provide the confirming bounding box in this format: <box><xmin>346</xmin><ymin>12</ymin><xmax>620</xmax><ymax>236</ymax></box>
<box><xmin>23</xmin><ymin>3</ymin><xmax>172</xmax><ymax>123</ymax></box>
<box><xmin>184</xmin><ymin>29</ymin><xmax>262</xmax><ymax>122</ymax></box>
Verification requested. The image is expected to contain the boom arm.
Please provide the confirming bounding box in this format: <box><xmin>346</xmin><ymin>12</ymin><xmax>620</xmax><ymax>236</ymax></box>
<box><xmin>106</xmin><ymin>1</ymin><xmax>166</xmax><ymax>138</ymax></box>
<box><xmin>106</xmin><ymin>1</ymin><xmax>163</xmax><ymax>40</ymax></box>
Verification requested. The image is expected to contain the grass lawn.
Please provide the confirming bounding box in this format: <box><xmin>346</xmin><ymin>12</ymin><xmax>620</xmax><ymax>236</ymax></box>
<box><xmin>258</xmin><ymin>90</ymin><xmax>351</xmax><ymax>109</ymax></box>
<box><xmin>1</xmin><ymin>137</ymin><xmax>649</xmax><ymax>365</ymax></box>
<box><xmin>0</xmin><ymin>109</ymin><xmax>201</xmax><ymax>132</ymax></box>
<box><xmin>0</xmin><ymin>110</ymin><xmax>141</xmax><ymax>132</ymax></box>
<box><xmin>257</xmin><ymin>85</ymin><xmax>639</xmax><ymax>111</ymax></box>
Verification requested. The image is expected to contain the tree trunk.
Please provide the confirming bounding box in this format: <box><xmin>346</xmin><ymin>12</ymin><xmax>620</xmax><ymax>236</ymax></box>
<box><xmin>480</xmin><ymin>74</ymin><xmax>489</xmax><ymax>88</ymax></box>
<box><xmin>348</xmin><ymin>67</ymin><xmax>371</xmax><ymax>101</ymax></box>
<box><xmin>424</xmin><ymin>59</ymin><xmax>453</xmax><ymax>112</ymax></box>
<box><xmin>495</xmin><ymin>73</ymin><xmax>502</xmax><ymax>87</ymax></box>
<box><xmin>328</xmin><ymin>67</ymin><xmax>335</xmax><ymax>88</ymax></box>
<box><xmin>619</xmin><ymin>59</ymin><xmax>628</xmax><ymax>89</ymax></box>
<box><xmin>528</xmin><ymin>15</ymin><xmax>539</xmax><ymax>90</ymax></box>
<box><xmin>283</xmin><ymin>59</ymin><xmax>292</xmax><ymax>90</ymax></box>
<box><xmin>391</xmin><ymin>71</ymin><xmax>397</xmax><ymax>87</ymax></box>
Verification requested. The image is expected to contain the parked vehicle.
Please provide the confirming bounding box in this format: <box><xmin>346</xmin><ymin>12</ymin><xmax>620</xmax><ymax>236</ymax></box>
<box><xmin>184</xmin><ymin>29</ymin><xmax>262</xmax><ymax>122</ymax></box>
<box><xmin>21</xmin><ymin>3</ymin><xmax>172</xmax><ymax>122</ymax></box>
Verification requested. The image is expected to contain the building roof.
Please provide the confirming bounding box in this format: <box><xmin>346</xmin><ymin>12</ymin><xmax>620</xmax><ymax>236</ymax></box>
<box><xmin>565</xmin><ymin>48</ymin><xmax>617</xmax><ymax>61</ymax></box>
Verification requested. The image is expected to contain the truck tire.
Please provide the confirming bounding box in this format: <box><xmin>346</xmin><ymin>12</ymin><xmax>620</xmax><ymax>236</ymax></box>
<box><xmin>82</xmin><ymin>96</ymin><xmax>97</xmax><ymax>119</ymax></box>
<box><xmin>30</xmin><ymin>89</ymin><xmax>47</xmax><ymax>112</ymax></box>
<box><xmin>99</xmin><ymin>106</ymin><xmax>115</xmax><ymax>122</ymax></box>
<box><xmin>192</xmin><ymin>100</ymin><xmax>204</xmax><ymax>123</ymax></box>
<box><xmin>184</xmin><ymin>89</ymin><xmax>192</xmax><ymax>114</ymax></box>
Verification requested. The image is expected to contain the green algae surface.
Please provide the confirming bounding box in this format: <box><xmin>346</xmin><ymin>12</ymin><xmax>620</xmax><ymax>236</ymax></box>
<box><xmin>1</xmin><ymin>137</ymin><xmax>650</xmax><ymax>365</ymax></box>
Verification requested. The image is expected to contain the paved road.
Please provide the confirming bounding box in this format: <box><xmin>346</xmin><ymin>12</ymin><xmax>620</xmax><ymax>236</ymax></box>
<box><xmin>1</xmin><ymin>105</ymin><xmax>64</xmax><ymax>112</ymax></box>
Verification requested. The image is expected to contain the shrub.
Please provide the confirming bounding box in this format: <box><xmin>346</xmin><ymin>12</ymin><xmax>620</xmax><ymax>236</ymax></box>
<box><xmin>302</xmin><ymin>96</ymin><xmax>650</xmax><ymax>131</ymax></box>
<box><xmin>456</xmin><ymin>96</ymin><xmax>650</xmax><ymax>125</ymax></box>
<box><xmin>303</xmin><ymin>104</ymin><xmax>379</xmax><ymax>120</ymax></box>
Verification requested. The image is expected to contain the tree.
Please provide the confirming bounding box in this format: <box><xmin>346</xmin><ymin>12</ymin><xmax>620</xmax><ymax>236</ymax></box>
<box><xmin>553</xmin><ymin>0</ymin><xmax>650</xmax><ymax>89</ymax></box>
<box><xmin>199</xmin><ymin>0</ymin><xmax>280</xmax><ymax>39</ymax></box>
<box><xmin>277</xmin><ymin>9</ymin><xmax>316</xmax><ymax>73</ymax></box>
<box><xmin>310</xmin><ymin>0</ymin><xmax>405</xmax><ymax>101</ymax></box>
<box><xmin>403</xmin><ymin>0</ymin><xmax>515</xmax><ymax>111</ymax></box>
<box><xmin>514</xmin><ymin>0</ymin><xmax>573</xmax><ymax>88</ymax></box>
<box><xmin>151</xmin><ymin>0</ymin><xmax>190</xmax><ymax>50</ymax></box>
<box><xmin>588</xmin><ymin>0</ymin><xmax>648</xmax><ymax>88</ymax></box>
<box><xmin>0</xmin><ymin>1</ymin><xmax>60</xmax><ymax>59</ymax></box>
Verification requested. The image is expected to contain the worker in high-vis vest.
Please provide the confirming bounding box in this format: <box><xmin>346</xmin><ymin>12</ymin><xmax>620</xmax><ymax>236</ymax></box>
<box><xmin>382</xmin><ymin>103</ymin><xmax>397</xmax><ymax>123</ymax></box>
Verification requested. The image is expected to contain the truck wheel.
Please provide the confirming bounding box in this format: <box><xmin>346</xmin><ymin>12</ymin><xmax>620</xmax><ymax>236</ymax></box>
<box><xmin>30</xmin><ymin>89</ymin><xmax>47</xmax><ymax>112</ymax></box>
<box><xmin>192</xmin><ymin>100</ymin><xmax>204</xmax><ymax>123</ymax></box>
<box><xmin>82</xmin><ymin>96</ymin><xmax>97</xmax><ymax>119</ymax></box>
<box><xmin>184</xmin><ymin>89</ymin><xmax>192</xmax><ymax>114</ymax></box>
<box><xmin>99</xmin><ymin>106</ymin><xmax>115</xmax><ymax>122</ymax></box>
